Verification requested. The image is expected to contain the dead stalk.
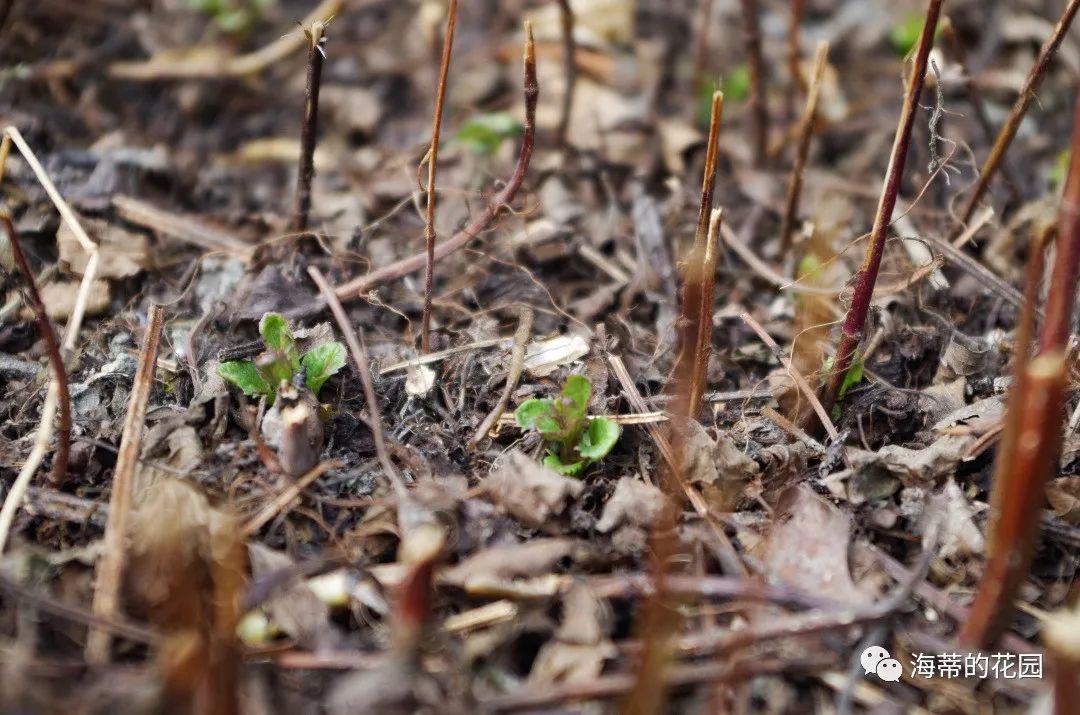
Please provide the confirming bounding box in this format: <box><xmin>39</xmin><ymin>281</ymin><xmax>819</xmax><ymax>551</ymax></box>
<box><xmin>86</xmin><ymin>304</ymin><xmax>165</xmax><ymax>664</ymax></box>
<box><xmin>738</xmin><ymin>0</ymin><xmax>768</xmax><ymax>165</ymax></box>
<box><xmin>555</xmin><ymin>0</ymin><xmax>576</xmax><ymax>148</ymax></box>
<box><xmin>1</xmin><ymin>215</ymin><xmax>70</xmax><ymax>485</ymax></box>
<box><xmin>959</xmin><ymin>95</ymin><xmax>1080</xmax><ymax>648</ymax></box>
<box><xmin>779</xmin><ymin>41</ymin><xmax>829</xmax><ymax>255</ymax></box>
<box><xmin>242</xmin><ymin>460</ymin><xmax>341</xmax><ymax>536</ymax></box>
<box><xmin>788</xmin><ymin>0</ymin><xmax>806</xmax><ymax>93</ymax></box>
<box><xmin>674</xmin><ymin>91</ymin><xmax>723</xmax><ymax>419</ymax></box>
<box><xmin>332</xmin><ymin>22</ymin><xmax>537</xmax><ymax>302</ymax></box>
<box><xmin>470</xmin><ymin>306</ymin><xmax>534</xmax><ymax>445</ymax></box>
<box><xmin>814</xmin><ymin>0</ymin><xmax>943</xmax><ymax>425</ymax></box>
<box><xmin>421</xmin><ymin>0</ymin><xmax>459</xmax><ymax>353</ymax></box>
<box><xmin>291</xmin><ymin>20</ymin><xmax>327</xmax><ymax>235</ymax></box>
<box><xmin>954</xmin><ymin>0</ymin><xmax>1080</xmax><ymax>230</ymax></box>
<box><xmin>307</xmin><ymin>267</ymin><xmax>406</xmax><ymax>497</ymax></box>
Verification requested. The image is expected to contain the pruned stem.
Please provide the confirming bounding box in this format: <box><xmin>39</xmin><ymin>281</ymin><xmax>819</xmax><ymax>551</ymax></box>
<box><xmin>814</xmin><ymin>0</ymin><xmax>943</xmax><ymax>426</ymax></box>
<box><xmin>958</xmin><ymin>93</ymin><xmax>1080</xmax><ymax>648</ymax></box>
<box><xmin>291</xmin><ymin>21</ymin><xmax>326</xmax><ymax>235</ymax></box>
<box><xmin>674</xmin><ymin>91</ymin><xmax>723</xmax><ymax>419</ymax></box>
<box><xmin>555</xmin><ymin>0</ymin><xmax>576</xmax><ymax>148</ymax></box>
<box><xmin>737</xmin><ymin>0</ymin><xmax>768</xmax><ymax>165</ymax></box>
<box><xmin>332</xmin><ymin>22</ymin><xmax>537</xmax><ymax>302</ymax></box>
<box><xmin>87</xmin><ymin>304</ymin><xmax>165</xmax><ymax>664</ymax></box>
<box><xmin>779</xmin><ymin>41</ymin><xmax>828</xmax><ymax>256</ymax></box>
<box><xmin>421</xmin><ymin>0</ymin><xmax>459</xmax><ymax>353</ymax></box>
<box><xmin>954</xmin><ymin>0</ymin><xmax>1080</xmax><ymax>230</ymax></box>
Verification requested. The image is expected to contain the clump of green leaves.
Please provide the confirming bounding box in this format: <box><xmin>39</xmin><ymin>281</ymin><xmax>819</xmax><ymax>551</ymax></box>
<box><xmin>219</xmin><ymin>313</ymin><xmax>346</xmax><ymax>403</ymax></box>
<box><xmin>514</xmin><ymin>375</ymin><xmax>621</xmax><ymax>476</ymax></box>
<box><xmin>456</xmin><ymin>112</ymin><xmax>521</xmax><ymax>156</ymax></box>
<box><xmin>188</xmin><ymin>0</ymin><xmax>274</xmax><ymax>34</ymax></box>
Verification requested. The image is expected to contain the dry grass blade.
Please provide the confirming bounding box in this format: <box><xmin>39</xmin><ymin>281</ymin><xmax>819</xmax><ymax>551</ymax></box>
<box><xmin>332</xmin><ymin>21</ymin><xmax>538</xmax><ymax>302</ymax></box>
<box><xmin>307</xmin><ymin>267</ymin><xmax>406</xmax><ymax>497</ymax></box>
<box><xmin>242</xmin><ymin>460</ymin><xmax>341</xmax><ymax>536</ymax></box>
<box><xmin>954</xmin><ymin>0</ymin><xmax>1080</xmax><ymax>230</ymax></box>
<box><xmin>780</xmin><ymin>41</ymin><xmax>828</xmax><ymax>255</ymax></box>
<box><xmin>421</xmin><ymin>0</ymin><xmax>459</xmax><ymax>353</ymax></box>
<box><xmin>86</xmin><ymin>304</ymin><xmax>165</xmax><ymax>664</ymax></box>
<box><xmin>814</xmin><ymin>0</ymin><xmax>943</xmax><ymax>427</ymax></box>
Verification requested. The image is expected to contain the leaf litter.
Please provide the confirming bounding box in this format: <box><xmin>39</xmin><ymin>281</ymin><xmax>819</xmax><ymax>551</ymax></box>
<box><xmin>0</xmin><ymin>0</ymin><xmax>1079</xmax><ymax>713</ymax></box>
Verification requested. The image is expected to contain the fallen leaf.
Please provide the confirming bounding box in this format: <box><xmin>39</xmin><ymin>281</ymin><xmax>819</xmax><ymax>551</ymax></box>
<box><xmin>923</xmin><ymin>480</ymin><xmax>985</xmax><ymax>560</ymax></box>
<box><xmin>441</xmin><ymin>538</ymin><xmax>577</xmax><ymax>586</ymax></box>
<box><xmin>38</xmin><ymin>279</ymin><xmax>110</xmax><ymax>320</ymax></box>
<box><xmin>247</xmin><ymin>544</ymin><xmax>333</xmax><ymax>648</ymax></box>
<box><xmin>760</xmin><ymin>484</ymin><xmax>870</xmax><ymax>605</ymax></box>
<box><xmin>1047</xmin><ymin>477</ymin><xmax>1080</xmax><ymax>524</ymax></box>
<box><xmin>595</xmin><ymin>476</ymin><xmax>668</xmax><ymax>533</ymax></box>
<box><xmin>483</xmin><ymin>451</ymin><xmax>583</xmax><ymax>529</ymax></box>
<box><xmin>58</xmin><ymin>217</ymin><xmax>150</xmax><ymax>279</ymax></box>
<box><xmin>528</xmin><ymin>581</ymin><xmax>615</xmax><ymax>685</ymax></box>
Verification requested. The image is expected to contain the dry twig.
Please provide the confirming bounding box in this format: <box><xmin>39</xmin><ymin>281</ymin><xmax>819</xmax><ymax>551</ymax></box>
<box><xmin>292</xmin><ymin>20</ymin><xmax>327</xmax><ymax>235</ymax></box>
<box><xmin>954</xmin><ymin>0</ymin><xmax>1080</xmax><ymax>229</ymax></box>
<box><xmin>307</xmin><ymin>267</ymin><xmax>406</xmax><ymax>497</ymax></box>
<box><xmin>470</xmin><ymin>306</ymin><xmax>534</xmax><ymax>445</ymax></box>
<box><xmin>86</xmin><ymin>304</ymin><xmax>165</xmax><ymax>663</ymax></box>
<box><xmin>421</xmin><ymin>0</ymin><xmax>459</xmax><ymax>353</ymax></box>
<box><xmin>779</xmin><ymin>41</ymin><xmax>829</xmax><ymax>255</ymax></box>
<box><xmin>332</xmin><ymin>21</ymin><xmax>538</xmax><ymax>302</ymax></box>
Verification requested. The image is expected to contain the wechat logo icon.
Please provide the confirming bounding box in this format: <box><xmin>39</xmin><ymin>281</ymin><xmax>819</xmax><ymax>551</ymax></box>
<box><xmin>861</xmin><ymin>646</ymin><xmax>903</xmax><ymax>682</ymax></box>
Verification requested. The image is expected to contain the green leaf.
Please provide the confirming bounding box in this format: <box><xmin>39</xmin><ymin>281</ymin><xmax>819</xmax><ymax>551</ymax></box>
<box><xmin>560</xmin><ymin>375</ymin><xmax>591</xmax><ymax>418</ymax></box>
<box><xmin>838</xmin><ymin>357</ymin><xmax>865</xmax><ymax>398</ymax></box>
<box><xmin>219</xmin><ymin>360</ymin><xmax>272</xmax><ymax>397</ymax></box>
<box><xmin>259</xmin><ymin>313</ymin><xmax>299</xmax><ymax>369</ymax></box>
<box><xmin>1051</xmin><ymin>150</ymin><xmax>1072</xmax><ymax>190</ymax></box>
<box><xmin>544</xmin><ymin>452</ymin><xmax>585</xmax><ymax>476</ymax></box>
<box><xmin>723</xmin><ymin>65</ymin><xmax>751</xmax><ymax>103</ymax></box>
<box><xmin>302</xmin><ymin>342</ymin><xmax>347</xmax><ymax>397</ymax></box>
<box><xmin>578</xmin><ymin>417</ymin><xmax>621</xmax><ymax>460</ymax></box>
<box><xmin>456</xmin><ymin>112</ymin><xmax>521</xmax><ymax>156</ymax></box>
<box><xmin>797</xmin><ymin>254</ymin><xmax>822</xmax><ymax>281</ymax></box>
<box><xmin>515</xmin><ymin>399</ymin><xmax>554</xmax><ymax>430</ymax></box>
<box><xmin>255</xmin><ymin>351</ymin><xmax>294</xmax><ymax>393</ymax></box>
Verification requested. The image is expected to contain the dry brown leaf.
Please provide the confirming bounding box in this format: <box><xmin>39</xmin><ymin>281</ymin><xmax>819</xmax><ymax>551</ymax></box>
<box><xmin>528</xmin><ymin>581</ymin><xmax>614</xmax><ymax>685</ymax></box>
<box><xmin>38</xmin><ymin>279</ymin><xmax>110</xmax><ymax>319</ymax></box>
<box><xmin>247</xmin><ymin>544</ymin><xmax>333</xmax><ymax>648</ymax></box>
<box><xmin>679</xmin><ymin>418</ymin><xmax>759</xmax><ymax>511</ymax></box>
<box><xmin>1047</xmin><ymin>477</ymin><xmax>1080</xmax><ymax>524</ymax></box>
<box><xmin>58</xmin><ymin>218</ymin><xmax>150</xmax><ymax>279</ymax></box>
<box><xmin>595</xmin><ymin>476</ymin><xmax>668</xmax><ymax>533</ymax></box>
<box><xmin>440</xmin><ymin>538</ymin><xmax>577</xmax><ymax>587</ymax></box>
<box><xmin>761</xmin><ymin>484</ymin><xmax>871</xmax><ymax>605</ymax></box>
<box><xmin>483</xmin><ymin>450</ymin><xmax>583</xmax><ymax>529</ymax></box>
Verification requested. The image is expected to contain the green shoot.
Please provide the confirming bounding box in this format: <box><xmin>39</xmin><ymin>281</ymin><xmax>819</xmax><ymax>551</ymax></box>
<box><xmin>187</xmin><ymin>0</ymin><xmax>274</xmax><ymax>34</ymax></box>
<box><xmin>514</xmin><ymin>375</ymin><xmax>621</xmax><ymax>476</ymax></box>
<box><xmin>219</xmin><ymin>312</ymin><xmax>346</xmax><ymax>403</ymax></box>
<box><xmin>456</xmin><ymin>112</ymin><xmax>521</xmax><ymax>156</ymax></box>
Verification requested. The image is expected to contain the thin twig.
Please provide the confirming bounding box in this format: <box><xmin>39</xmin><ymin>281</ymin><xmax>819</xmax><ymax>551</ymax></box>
<box><xmin>332</xmin><ymin>22</ymin><xmax>538</xmax><ymax>302</ymax></box>
<box><xmin>112</xmin><ymin>195</ymin><xmax>253</xmax><ymax>258</ymax></box>
<box><xmin>0</xmin><ymin>127</ymin><xmax>99</xmax><ymax>554</ymax></box>
<box><xmin>554</xmin><ymin>0</ymin><xmax>576</xmax><ymax>148</ymax></box>
<box><xmin>739</xmin><ymin>311</ymin><xmax>839</xmax><ymax>441</ymax></box>
<box><xmin>470</xmin><ymin>306</ymin><xmax>533</xmax><ymax>445</ymax></box>
<box><xmin>307</xmin><ymin>267</ymin><xmax>406</xmax><ymax>497</ymax></box>
<box><xmin>243</xmin><ymin>461</ymin><xmax>341</xmax><ymax>536</ymax></box>
<box><xmin>421</xmin><ymin>0</ymin><xmax>459</xmax><ymax>353</ymax></box>
<box><xmin>0</xmin><ymin>215</ymin><xmax>69</xmax><ymax>485</ymax></box>
<box><xmin>815</xmin><ymin>0</ymin><xmax>943</xmax><ymax>426</ymax></box>
<box><xmin>738</xmin><ymin>0</ymin><xmax>768</xmax><ymax>165</ymax></box>
<box><xmin>292</xmin><ymin>20</ymin><xmax>327</xmax><ymax>235</ymax></box>
<box><xmin>779</xmin><ymin>41</ymin><xmax>828</xmax><ymax>255</ymax></box>
<box><xmin>86</xmin><ymin>304</ymin><xmax>165</xmax><ymax>664</ymax></box>
<box><xmin>954</xmin><ymin>0</ymin><xmax>1080</xmax><ymax>230</ymax></box>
